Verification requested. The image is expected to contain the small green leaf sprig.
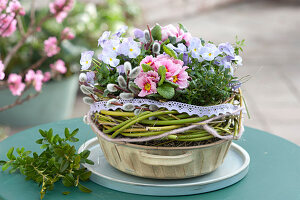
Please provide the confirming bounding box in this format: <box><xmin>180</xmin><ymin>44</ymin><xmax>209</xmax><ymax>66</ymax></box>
<box><xmin>0</xmin><ymin>128</ymin><xmax>94</xmax><ymax>200</ymax></box>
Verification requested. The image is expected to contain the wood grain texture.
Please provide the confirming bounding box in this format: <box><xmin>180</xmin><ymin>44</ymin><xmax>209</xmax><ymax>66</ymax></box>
<box><xmin>96</xmin><ymin>134</ymin><xmax>232</xmax><ymax>179</ymax></box>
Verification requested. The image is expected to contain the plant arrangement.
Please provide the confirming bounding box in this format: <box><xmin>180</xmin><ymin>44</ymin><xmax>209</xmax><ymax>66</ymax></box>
<box><xmin>0</xmin><ymin>128</ymin><xmax>94</xmax><ymax>200</ymax></box>
<box><xmin>0</xmin><ymin>0</ymin><xmax>139</xmax><ymax>112</ymax></box>
<box><xmin>79</xmin><ymin>23</ymin><xmax>246</xmax><ymax>146</ymax></box>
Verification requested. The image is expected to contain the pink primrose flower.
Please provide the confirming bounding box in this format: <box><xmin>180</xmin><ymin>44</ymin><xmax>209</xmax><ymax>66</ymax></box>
<box><xmin>134</xmin><ymin>74</ymin><xmax>157</xmax><ymax>97</ymax></box>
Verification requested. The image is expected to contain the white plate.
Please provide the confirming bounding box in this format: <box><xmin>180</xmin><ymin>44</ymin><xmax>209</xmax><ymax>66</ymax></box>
<box><xmin>78</xmin><ymin>137</ymin><xmax>250</xmax><ymax>196</ymax></box>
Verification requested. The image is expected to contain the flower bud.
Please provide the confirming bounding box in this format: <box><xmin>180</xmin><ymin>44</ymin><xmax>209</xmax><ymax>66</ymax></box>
<box><xmin>83</xmin><ymin>97</ymin><xmax>94</xmax><ymax>105</ymax></box>
<box><xmin>83</xmin><ymin>115</ymin><xmax>89</xmax><ymax>125</ymax></box>
<box><xmin>80</xmin><ymin>85</ymin><xmax>93</xmax><ymax>95</ymax></box>
<box><xmin>79</xmin><ymin>73</ymin><xmax>87</xmax><ymax>82</ymax></box>
<box><xmin>124</xmin><ymin>61</ymin><xmax>132</xmax><ymax>75</ymax></box>
<box><xmin>117</xmin><ymin>75</ymin><xmax>127</xmax><ymax>88</ymax></box>
<box><xmin>152</xmin><ymin>42</ymin><xmax>161</xmax><ymax>54</ymax></box>
<box><xmin>107</xmin><ymin>84</ymin><xmax>117</xmax><ymax>92</ymax></box>
<box><xmin>120</xmin><ymin>92</ymin><xmax>134</xmax><ymax>100</ymax></box>
<box><xmin>144</xmin><ymin>30</ymin><xmax>151</xmax><ymax>42</ymax></box>
<box><xmin>123</xmin><ymin>103</ymin><xmax>135</xmax><ymax>111</ymax></box>
<box><xmin>106</xmin><ymin>99</ymin><xmax>118</xmax><ymax>108</ymax></box>
<box><xmin>129</xmin><ymin>67</ymin><xmax>141</xmax><ymax>79</ymax></box>
<box><xmin>149</xmin><ymin>104</ymin><xmax>159</xmax><ymax>111</ymax></box>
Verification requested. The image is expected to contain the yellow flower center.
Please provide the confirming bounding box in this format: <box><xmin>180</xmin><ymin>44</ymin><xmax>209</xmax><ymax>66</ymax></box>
<box><xmin>113</xmin><ymin>47</ymin><xmax>116</xmax><ymax>50</ymax></box>
<box><xmin>109</xmin><ymin>58</ymin><xmax>113</xmax><ymax>61</ymax></box>
<box><xmin>86</xmin><ymin>61</ymin><xmax>89</xmax><ymax>64</ymax></box>
<box><xmin>129</xmin><ymin>48</ymin><xmax>133</xmax><ymax>52</ymax></box>
<box><xmin>144</xmin><ymin>83</ymin><xmax>151</xmax><ymax>91</ymax></box>
<box><xmin>208</xmin><ymin>53</ymin><xmax>212</xmax><ymax>56</ymax></box>
<box><xmin>147</xmin><ymin>61</ymin><xmax>152</xmax><ymax>65</ymax></box>
<box><xmin>194</xmin><ymin>48</ymin><xmax>197</xmax><ymax>52</ymax></box>
<box><xmin>172</xmin><ymin>75</ymin><xmax>178</xmax><ymax>83</ymax></box>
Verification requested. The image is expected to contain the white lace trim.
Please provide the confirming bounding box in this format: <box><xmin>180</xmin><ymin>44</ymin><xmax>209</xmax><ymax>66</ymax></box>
<box><xmin>90</xmin><ymin>99</ymin><xmax>241</xmax><ymax>117</ymax></box>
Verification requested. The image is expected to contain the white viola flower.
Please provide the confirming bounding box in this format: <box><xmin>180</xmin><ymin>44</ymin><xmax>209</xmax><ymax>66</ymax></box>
<box><xmin>80</xmin><ymin>51</ymin><xmax>94</xmax><ymax>70</ymax></box>
<box><xmin>99</xmin><ymin>51</ymin><xmax>120</xmax><ymax>67</ymax></box>
<box><xmin>98</xmin><ymin>31</ymin><xmax>111</xmax><ymax>47</ymax></box>
<box><xmin>200</xmin><ymin>43</ymin><xmax>220</xmax><ymax>61</ymax></box>
<box><xmin>102</xmin><ymin>39</ymin><xmax>120</xmax><ymax>54</ymax></box>
<box><xmin>113</xmin><ymin>25</ymin><xmax>128</xmax><ymax>37</ymax></box>
<box><xmin>234</xmin><ymin>55</ymin><xmax>243</xmax><ymax>66</ymax></box>
<box><xmin>118</xmin><ymin>38</ymin><xmax>141</xmax><ymax>58</ymax></box>
<box><xmin>188</xmin><ymin>37</ymin><xmax>202</xmax><ymax>60</ymax></box>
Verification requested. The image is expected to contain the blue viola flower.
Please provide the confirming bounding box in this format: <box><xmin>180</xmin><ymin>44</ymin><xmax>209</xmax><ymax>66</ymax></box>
<box><xmin>113</xmin><ymin>25</ymin><xmax>128</xmax><ymax>37</ymax></box>
<box><xmin>86</xmin><ymin>71</ymin><xmax>95</xmax><ymax>85</ymax></box>
<box><xmin>98</xmin><ymin>51</ymin><xmax>120</xmax><ymax>67</ymax></box>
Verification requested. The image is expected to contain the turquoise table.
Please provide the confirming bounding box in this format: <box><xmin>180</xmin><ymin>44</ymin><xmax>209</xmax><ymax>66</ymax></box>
<box><xmin>1</xmin><ymin>118</ymin><xmax>300</xmax><ymax>200</ymax></box>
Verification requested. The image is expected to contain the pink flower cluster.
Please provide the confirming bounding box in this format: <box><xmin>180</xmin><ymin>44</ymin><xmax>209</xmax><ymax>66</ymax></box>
<box><xmin>49</xmin><ymin>0</ymin><xmax>74</xmax><ymax>23</ymax></box>
<box><xmin>7</xmin><ymin>73</ymin><xmax>25</xmax><ymax>96</ymax></box>
<box><xmin>44</xmin><ymin>37</ymin><xmax>61</xmax><ymax>57</ymax></box>
<box><xmin>61</xmin><ymin>27</ymin><xmax>75</xmax><ymax>40</ymax></box>
<box><xmin>160</xmin><ymin>24</ymin><xmax>192</xmax><ymax>46</ymax></box>
<box><xmin>6</xmin><ymin>0</ymin><xmax>25</xmax><ymax>16</ymax></box>
<box><xmin>50</xmin><ymin>59</ymin><xmax>67</xmax><ymax>74</ymax></box>
<box><xmin>0</xmin><ymin>14</ymin><xmax>17</xmax><ymax>37</ymax></box>
<box><xmin>135</xmin><ymin>55</ymin><xmax>189</xmax><ymax>97</ymax></box>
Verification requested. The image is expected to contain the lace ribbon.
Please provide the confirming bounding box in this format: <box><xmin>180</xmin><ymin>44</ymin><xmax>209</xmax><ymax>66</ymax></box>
<box><xmin>90</xmin><ymin>99</ymin><xmax>241</xmax><ymax>117</ymax></box>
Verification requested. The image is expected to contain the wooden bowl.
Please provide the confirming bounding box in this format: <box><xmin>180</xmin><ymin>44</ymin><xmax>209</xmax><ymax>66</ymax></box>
<box><xmin>94</xmin><ymin>131</ymin><xmax>232</xmax><ymax>179</ymax></box>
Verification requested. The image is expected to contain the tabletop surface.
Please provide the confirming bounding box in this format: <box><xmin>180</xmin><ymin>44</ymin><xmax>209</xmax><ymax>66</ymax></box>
<box><xmin>0</xmin><ymin>118</ymin><xmax>300</xmax><ymax>200</ymax></box>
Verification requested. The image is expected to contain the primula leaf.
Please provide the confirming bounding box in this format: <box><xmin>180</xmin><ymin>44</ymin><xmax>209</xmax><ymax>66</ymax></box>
<box><xmin>141</xmin><ymin>64</ymin><xmax>152</xmax><ymax>72</ymax></box>
<box><xmin>157</xmin><ymin>66</ymin><xmax>166</xmax><ymax>86</ymax></box>
<box><xmin>164</xmin><ymin>80</ymin><xmax>179</xmax><ymax>88</ymax></box>
<box><xmin>151</xmin><ymin>25</ymin><xmax>162</xmax><ymax>41</ymax></box>
<box><xmin>162</xmin><ymin>44</ymin><xmax>177</xmax><ymax>59</ymax></box>
<box><xmin>157</xmin><ymin>83</ymin><xmax>175</xmax><ymax>99</ymax></box>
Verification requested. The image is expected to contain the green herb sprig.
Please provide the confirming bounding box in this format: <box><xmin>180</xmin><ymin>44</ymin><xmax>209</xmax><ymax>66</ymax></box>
<box><xmin>0</xmin><ymin>128</ymin><xmax>94</xmax><ymax>200</ymax></box>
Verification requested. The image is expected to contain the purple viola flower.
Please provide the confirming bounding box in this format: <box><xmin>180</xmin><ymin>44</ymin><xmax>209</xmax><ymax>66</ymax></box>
<box><xmin>177</xmin><ymin>43</ymin><xmax>187</xmax><ymax>54</ymax></box>
<box><xmin>183</xmin><ymin>52</ymin><xmax>189</xmax><ymax>65</ymax></box>
<box><xmin>80</xmin><ymin>51</ymin><xmax>94</xmax><ymax>70</ymax></box>
<box><xmin>118</xmin><ymin>37</ymin><xmax>141</xmax><ymax>58</ymax></box>
<box><xmin>113</xmin><ymin>25</ymin><xmax>128</xmax><ymax>37</ymax></box>
<box><xmin>218</xmin><ymin>42</ymin><xmax>235</xmax><ymax>58</ymax></box>
<box><xmin>200</xmin><ymin>43</ymin><xmax>220</xmax><ymax>61</ymax></box>
<box><xmin>188</xmin><ymin>37</ymin><xmax>202</xmax><ymax>60</ymax></box>
<box><xmin>116</xmin><ymin>65</ymin><xmax>125</xmax><ymax>74</ymax></box>
<box><xmin>133</xmin><ymin>28</ymin><xmax>144</xmax><ymax>39</ymax></box>
<box><xmin>86</xmin><ymin>71</ymin><xmax>95</xmax><ymax>85</ymax></box>
<box><xmin>98</xmin><ymin>31</ymin><xmax>111</xmax><ymax>47</ymax></box>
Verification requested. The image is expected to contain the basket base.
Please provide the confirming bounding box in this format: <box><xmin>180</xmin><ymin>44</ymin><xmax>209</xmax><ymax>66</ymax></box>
<box><xmin>78</xmin><ymin>137</ymin><xmax>250</xmax><ymax>196</ymax></box>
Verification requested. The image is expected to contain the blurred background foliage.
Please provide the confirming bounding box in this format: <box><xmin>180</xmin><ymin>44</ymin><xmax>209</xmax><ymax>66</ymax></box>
<box><xmin>0</xmin><ymin>0</ymin><xmax>140</xmax><ymax>78</ymax></box>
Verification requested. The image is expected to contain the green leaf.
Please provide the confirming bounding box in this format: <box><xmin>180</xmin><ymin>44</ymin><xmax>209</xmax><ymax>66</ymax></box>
<box><xmin>70</xmin><ymin>129</ymin><xmax>79</xmax><ymax>137</ymax></box>
<box><xmin>157</xmin><ymin>66</ymin><xmax>166</xmax><ymax>86</ymax></box>
<box><xmin>36</xmin><ymin>139</ymin><xmax>43</xmax><ymax>144</ymax></box>
<box><xmin>64</xmin><ymin>128</ymin><xmax>70</xmax><ymax>139</ymax></box>
<box><xmin>165</xmin><ymin>80</ymin><xmax>179</xmax><ymax>88</ymax></box>
<box><xmin>80</xmin><ymin>150</ymin><xmax>90</xmax><ymax>159</ymax></box>
<box><xmin>168</xmin><ymin>36</ymin><xmax>176</xmax><ymax>44</ymax></box>
<box><xmin>7</xmin><ymin>147</ymin><xmax>14</xmax><ymax>160</ymax></box>
<box><xmin>0</xmin><ymin>160</ymin><xmax>6</xmax><ymax>166</ymax></box>
<box><xmin>179</xmin><ymin>23</ymin><xmax>188</xmax><ymax>32</ymax></box>
<box><xmin>157</xmin><ymin>83</ymin><xmax>175</xmax><ymax>99</ymax></box>
<box><xmin>78</xmin><ymin>183</ymin><xmax>92</xmax><ymax>193</ymax></box>
<box><xmin>40</xmin><ymin>144</ymin><xmax>48</xmax><ymax>149</ymax></box>
<box><xmin>60</xmin><ymin>160</ymin><xmax>69</xmax><ymax>172</ymax></box>
<box><xmin>162</xmin><ymin>44</ymin><xmax>177</xmax><ymax>59</ymax></box>
<box><xmin>2</xmin><ymin>162</ymin><xmax>10</xmax><ymax>171</ymax></box>
<box><xmin>69</xmin><ymin>137</ymin><xmax>79</xmax><ymax>143</ymax></box>
<box><xmin>141</xmin><ymin>64</ymin><xmax>153</xmax><ymax>72</ymax></box>
<box><xmin>62</xmin><ymin>174</ymin><xmax>74</xmax><ymax>187</ymax></box>
<box><xmin>39</xmin><ymin>129</ymin><xmax>46</xmax><ymax>137</ymax></box>
<box><xmin>151</xmin><ymin>25</ymin><xmax>162</xmax><ymax>41</ymax></box>
<box><xmin>79</xmin><ymin>171</ymin><xmax>92</xmax><ymax>181</ymax></box>
<box><xmin>62</xmin><ymin>191</ymin><xmax>71</xmax><ymax>195</ymax></box>
<box><xmin>85</xmin><ymin>159</ymin><xmax>94</xmax><ymax>165</ymax></box>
